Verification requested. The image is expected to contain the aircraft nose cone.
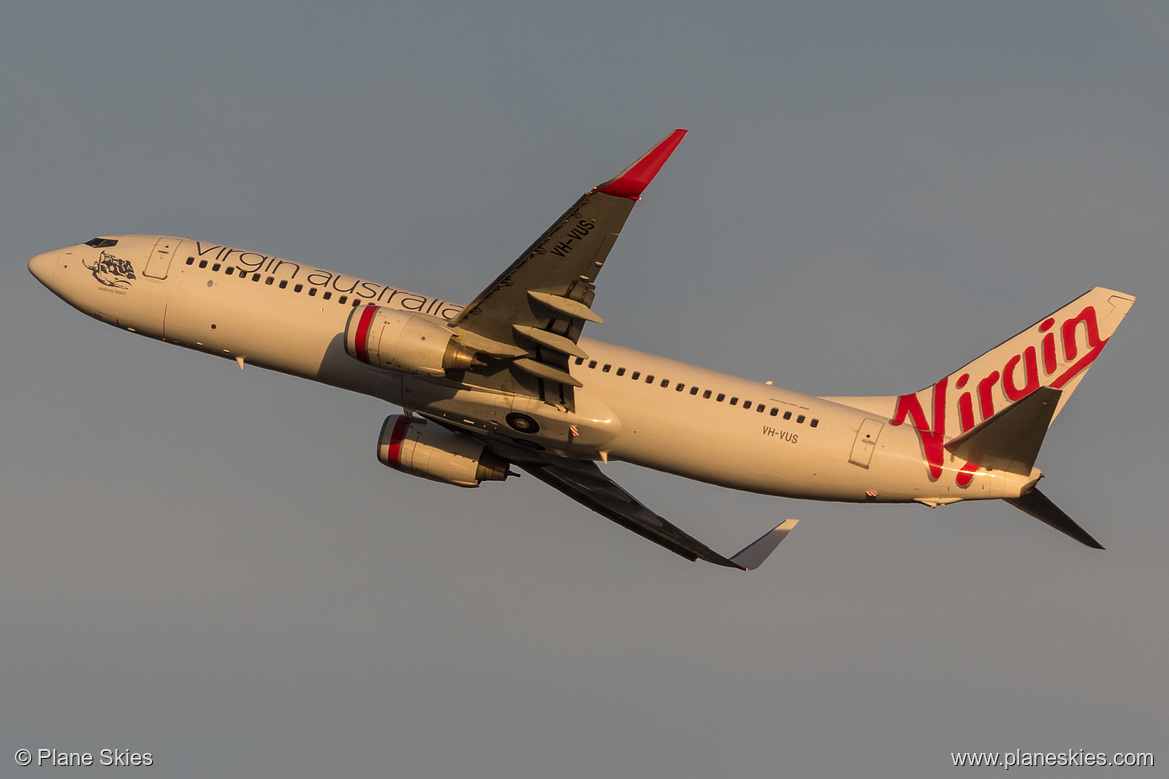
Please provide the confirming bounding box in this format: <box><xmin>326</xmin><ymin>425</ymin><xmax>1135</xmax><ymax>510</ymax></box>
<box><xmin>29</xmin><ymin>249</ymin><xmax>59</xmax><ymax>286</ymax></box>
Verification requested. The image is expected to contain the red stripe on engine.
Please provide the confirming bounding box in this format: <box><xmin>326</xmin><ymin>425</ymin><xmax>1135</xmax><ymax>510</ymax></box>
<box><xmin>385</xmin><ymin>415</ymin><xmax>410</xmax><ymax>467</ymax></box>
<box><xmin>354</xmin><ymin>305</ymin><xmax>378</xmax><ymax>363</ymax></box>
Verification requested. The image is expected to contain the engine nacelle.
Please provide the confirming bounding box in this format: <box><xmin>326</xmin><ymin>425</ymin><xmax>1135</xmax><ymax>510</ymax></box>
<box><xmin>377</xmin><ymin>415</ymin><xmax>510</xmax><ymax>488</ymax></box>
<box><xmin>346</xmin><ymin>304</ymin><xmax>478</xmax><ymax>377</ymax></box>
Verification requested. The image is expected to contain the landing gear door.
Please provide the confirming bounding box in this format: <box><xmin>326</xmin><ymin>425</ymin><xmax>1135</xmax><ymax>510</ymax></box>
<box><xmin>143</xmin><ymin>237</ymin><xmax>181</xmax><ymax>279</ymax></box>
<box><xmin>849</xmin><ymin>418</ymin><xmax>884</xmax><ymax>468</ymax></box>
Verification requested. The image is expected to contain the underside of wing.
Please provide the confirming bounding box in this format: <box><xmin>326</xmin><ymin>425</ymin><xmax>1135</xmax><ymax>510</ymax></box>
<box><xmin>518</xmin><ymin>458</ymin><xmax>794</xmax><ymax>570</ymax></box>
<box><xmin>447</xmin><ymin>130</ymin><xmax>688</xmax><ymax>409</ymax></box>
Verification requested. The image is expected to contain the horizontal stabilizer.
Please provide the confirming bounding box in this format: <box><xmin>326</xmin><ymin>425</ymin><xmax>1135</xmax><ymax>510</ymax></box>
<box><xmin>944</xmin><ymin>387</ymin><xmax>1061</xmax><ymax>475</ymax></box>
<box><xmin>1005</xmin><ymin>487</ymin><xmax>1104</xmax><ymax>549</ymax></box>
<box><xmin>730</xmin><ymin>520</ymin><xmax>798</xmax><ymax>570</ymax></box>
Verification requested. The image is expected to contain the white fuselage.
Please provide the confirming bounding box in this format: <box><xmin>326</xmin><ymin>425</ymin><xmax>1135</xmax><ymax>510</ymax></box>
<box><xmin>29</xmin><ymin>235</ymin><xmax>1035</xmax><ymax>506</ymax></box>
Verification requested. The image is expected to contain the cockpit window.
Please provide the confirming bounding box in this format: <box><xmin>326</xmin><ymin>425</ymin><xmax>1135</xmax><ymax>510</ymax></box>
<box><xmin>84</xmin><ymin>238</ymin><xmax>119</xmax><ymax>248</ymax></box>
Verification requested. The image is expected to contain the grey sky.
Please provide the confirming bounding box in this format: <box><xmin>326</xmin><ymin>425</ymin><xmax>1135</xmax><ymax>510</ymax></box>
<box><xmin>2</xmin><ymin>1</ymin><xmax>1166</xmax><ymax>776</ymax></box>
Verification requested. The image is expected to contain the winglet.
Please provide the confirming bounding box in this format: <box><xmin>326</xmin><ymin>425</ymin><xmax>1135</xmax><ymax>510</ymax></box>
<box><xmin>596</xmin><ymin>129</ymin><xmax>688</xmax><ymax>199</ymax></box>
<box><xmin>729</xmin><ymin>519</ymin><xmax>799</xmax><ymax>571</ymax></box>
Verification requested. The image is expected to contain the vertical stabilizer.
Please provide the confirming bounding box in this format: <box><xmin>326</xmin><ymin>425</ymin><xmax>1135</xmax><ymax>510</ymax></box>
<box><xmin>892</xmin><ymin>288</ymin><xmax>1133</xmax><ymax>442</ymax></box>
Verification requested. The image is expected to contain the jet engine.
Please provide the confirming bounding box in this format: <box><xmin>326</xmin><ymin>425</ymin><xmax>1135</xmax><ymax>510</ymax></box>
<box><xmin>377</xmin><ymin>415</ymin><xmax>510</xmax><ymax>488</ymax></box>
<box><xmin>346</xmin><ymin>304</ymin><xmax>478</xmax><ymax>377</ymax></box>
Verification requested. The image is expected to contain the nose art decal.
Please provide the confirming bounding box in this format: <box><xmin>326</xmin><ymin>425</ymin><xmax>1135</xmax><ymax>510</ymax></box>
<box><xmin>83</xmin><ymin>251</ymin><xmax>137</xmax><ymax>288</ymax></box>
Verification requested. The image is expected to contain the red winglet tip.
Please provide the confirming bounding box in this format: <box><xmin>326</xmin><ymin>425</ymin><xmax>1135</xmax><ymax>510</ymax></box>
<box><xmin>597</xmin><ymin>129</ymin><xmax>688</xmax><ymax>199</ymax></box>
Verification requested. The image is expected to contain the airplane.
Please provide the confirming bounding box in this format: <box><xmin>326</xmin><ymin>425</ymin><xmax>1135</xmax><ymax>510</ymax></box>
<box><xmin>28</xmin><ymin>130</ymin><xmax>1135</xmax><ymax>570</ymax></box>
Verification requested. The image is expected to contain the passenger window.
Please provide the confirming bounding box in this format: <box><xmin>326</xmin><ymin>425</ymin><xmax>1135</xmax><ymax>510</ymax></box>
<box><xmin>661</xmin><ymin>379</ymin><xmax>669</xmax><ymax>388</ymax></box>
<box><xmin>294</xmin><ymin>284</ymin><xmax>303</xmax><ymax>293</ymax></box>
<box><xmin>198</xmin><ymin>259</ymin><xmax>208</xmax><ymax>269</ymax></box>
<box><xmin>810</xmin><ymin>419</ymin><xmax>819</xmax><ymax>428</ymax></box>
<box><xmin>212</xmin><ymin>263</ymin><xmax>221</xmax><ymax>272</ymax></box>
<box><xmin>783</xmin><ymin>411</ymin><xmax>792</xmax><ymax>420</ymax></box>
<box><xmin>645</xmin><ymin>375</ymin><xmax>654</xmax><ymax>383</ymax></box>
<box><xmin>575</xmin><ymin>357</ymin><xmax>585</xmax><ymax>366</ymax></box>
<box><xmin>616</xmin><ymin>368</ymin><xmax>625</xmax><ymax>376</ymax></box>
<box><xmin>631</xmin><ymin>371</ymin><xmax>640</xmax><ymax>380</ymax></box>
<box><xmin>602</xmin><ymin>364</ymin><xmax>611</xmax><ymax>373</ymax></box>
<box><xmin>770</xmin><ymin>408</ymin><xmax>778</xmax><ymax>416</ymax></box>
<box><xmin>186</xmin><ymin>257</ymin><xmax>194</xmax><ymax>266</ymax></box>
<box><xmin>225</xmin><ymin>267</ymin><xmax>235</xmax><ymax>276</ymax></box>
<box><xmin>689</xmin><ymin>386</ymin><xmax>698</xmax><ymax>395</ymax></box>
<box><xmin>265</xmin><ymin>277</ymin><xmax>274</xmax><ymax>286</ymax></box>
<box><xmin>279</xmin><ymin>280</ymin><xmax>288</xmax><ymax>289</ymax></box>
<box><xmin>589</xmin><ymin>360</ymin><xmax>597</xmax><ymax>369</ymax></box>
<box><xmin>703</xmin><ymin>390</ymin><xmax>712</xmax><ymax>399</ymax></box>
<box><xmin>323</xmin><ymin>291</ymin><xmax>332</xmax><ymax>299</ymax></box>
<box><xmin>676</xmin><ymin>383</ymin><xmax>685</xmax><ymax>391</ymax></box>
<box><xmin>730</xmin><ymin>397</ymin><xmax>739</xmax><ymax>405</ymax></box>
<box><xmin>308</xmin><ymin>287</ymin><xmax>317</xmax><ymax>296</ymax></box>
<box><xmin>339</xmin><ymin>295</ymin><xmax>347</xmax><ymax>304</ymax></box>
<box><xmin>716</xmin><ymin>393</ymin><xmax>725</xmax><ymax>402</ymax></box>
<box><xmin>743</xmin><ymin>401</ymin><xmax>752</xmax><ymax>410</ymax></box>
<box><xmin>252</xmin><ymin>274</ymin><xmax>261</xmax><ymax>281</ymax></box>
<box><xmin>796</xmin><ymin>415</ymin><xmax>805</xmax><ymax>424</ymax></box>
<box><xmin>756</xmin><ymin>405</ymin><xmax>766</xmax><ymax>413</ymax></box>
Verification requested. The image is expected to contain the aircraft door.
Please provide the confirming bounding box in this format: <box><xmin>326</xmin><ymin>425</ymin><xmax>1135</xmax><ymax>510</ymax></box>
<box><xmin>143</xmin><ymin>237</ymin><xmax>181</xmax><ymax>279</ymax></box>
<box><xmin>849</xmin><ymin>418</ymin><xmax>884</xmax><ymax>468</ymax></box>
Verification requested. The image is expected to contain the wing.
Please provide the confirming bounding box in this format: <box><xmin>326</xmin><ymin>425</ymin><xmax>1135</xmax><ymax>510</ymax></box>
<box><xmin>447</xmin><ymin>130</ymin><xmax>688</xmax><ymax>409</ymax></box>
<box><xmin>518</xmin><ymin>458</ymin><xmax>796</xmax><ymax>570</ymax></box>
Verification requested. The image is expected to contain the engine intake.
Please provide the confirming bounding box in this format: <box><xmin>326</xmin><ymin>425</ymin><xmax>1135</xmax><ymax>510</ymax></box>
<box><xmin>377</xmin><ymin>415</ymin><xmax>510</xmax><ymax>488</ymax></box>
<box><xmin>346</xmin><ymin>304</ymin><xmax>478</xmax><ymax>377</ymax></box>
